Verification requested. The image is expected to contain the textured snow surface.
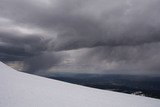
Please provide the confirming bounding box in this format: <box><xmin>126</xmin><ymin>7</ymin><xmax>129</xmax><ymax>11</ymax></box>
<box><xmin>0</xmin><ymin>62</ymin><xmax>160</xmax><ymax>107</ymax></box>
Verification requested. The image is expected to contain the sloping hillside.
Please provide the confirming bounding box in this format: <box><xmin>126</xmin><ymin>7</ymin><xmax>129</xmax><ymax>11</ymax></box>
<box><xmin>0</xmin><ymin>62</ymin><xmax>160</xmax><ymax>107</ymax></box>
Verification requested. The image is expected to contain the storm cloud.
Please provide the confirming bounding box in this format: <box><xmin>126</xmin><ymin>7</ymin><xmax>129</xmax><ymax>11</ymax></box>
<box><xmin>0</xmin><ymin>28</ymin><xmax>63</xmax><ymax>72</ymax></box>
<box><xmin>0</xmin><ymin>0</ymin><xmax>160</xmax><ymax>75</ymax></box>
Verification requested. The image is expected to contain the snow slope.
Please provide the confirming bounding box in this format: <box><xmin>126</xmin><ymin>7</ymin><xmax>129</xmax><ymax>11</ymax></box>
<box><xmin>0</xmin><ymin>62</ymin><xmax>160</xmax><ymax>107</ymax></box>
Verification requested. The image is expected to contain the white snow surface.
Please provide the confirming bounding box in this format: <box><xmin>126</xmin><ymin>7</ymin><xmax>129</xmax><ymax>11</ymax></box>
<box><xmin>0</xmin><ymin>62</ymin><xmax>160</xmax><ymax>107</ymax></box>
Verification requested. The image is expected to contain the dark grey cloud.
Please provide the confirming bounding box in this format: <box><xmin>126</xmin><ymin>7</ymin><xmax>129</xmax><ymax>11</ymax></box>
<box><xmin>0</xmin><ymin>0</ymin><xmax>160</xmax><ymax>74</ymax></box>
<box><xmin>1</xmin><ymin>0</ymin><xmax>160</xmax><ymax>50</ymax></box>
<box><xmin>0</xmin><ymin>30</ymin><xmax>64</xmax><ymax>73</ymax></box>
<box><xmin>53</xmin><ymin>0</ymin><xmax>160</xmax><ymax>50</ymax></box>
<box><xmin>0</xmin><ymin>31</ymin><xmax>47</xmax><ymax>60</ymax></box>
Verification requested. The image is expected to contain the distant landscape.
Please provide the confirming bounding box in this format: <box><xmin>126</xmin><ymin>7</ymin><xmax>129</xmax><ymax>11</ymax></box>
<box><xmin>47</xmin><ymin>73</ymin><xmax>160</xmax><ymax>99</ymax></box>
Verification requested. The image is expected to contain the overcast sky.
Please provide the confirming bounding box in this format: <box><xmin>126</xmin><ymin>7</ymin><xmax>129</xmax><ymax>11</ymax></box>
<box><xmin>0</xmin><ymin>0</ymin><xmax>160</xmax><ymax>75</ymax></box>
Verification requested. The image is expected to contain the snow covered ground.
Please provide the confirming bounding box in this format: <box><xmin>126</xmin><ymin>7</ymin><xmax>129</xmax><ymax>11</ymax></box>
<box><xmin>0</xmin><ymin>62</ymin><xmax>160</xmax><ymax>107</ymax></box>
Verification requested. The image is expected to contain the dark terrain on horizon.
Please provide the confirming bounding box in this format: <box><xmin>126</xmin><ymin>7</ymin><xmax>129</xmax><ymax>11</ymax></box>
<box><xmin>46</xmin><ymin>73</ymin><xmax>160</xmax><ymax>99</ymax></box>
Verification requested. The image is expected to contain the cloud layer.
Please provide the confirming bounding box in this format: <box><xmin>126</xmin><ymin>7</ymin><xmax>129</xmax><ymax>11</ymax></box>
<box><xmin>0</xmin><ymin>0</ymin><xmax>160</xmax><ymax>75</ymax></box>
